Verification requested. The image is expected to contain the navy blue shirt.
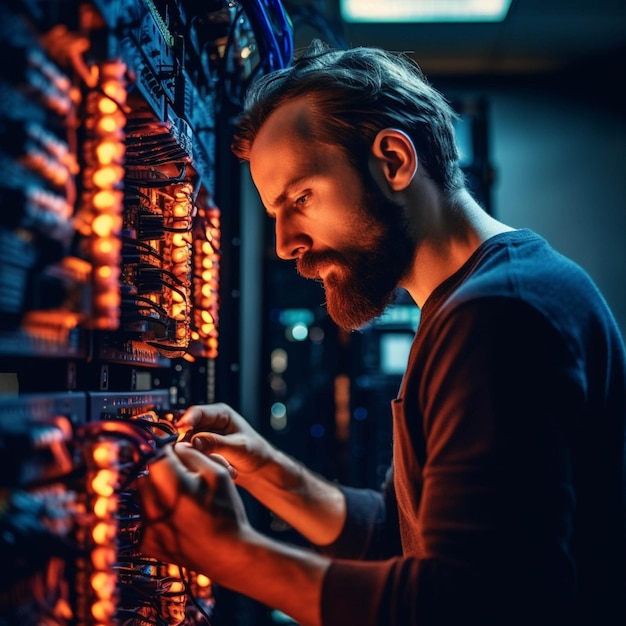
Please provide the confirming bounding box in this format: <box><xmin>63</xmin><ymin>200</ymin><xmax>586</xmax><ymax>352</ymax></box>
<box><xmin>321</xmin><ymin>230</ymin><xmax>626</xmax><ymax>625</ymax></box>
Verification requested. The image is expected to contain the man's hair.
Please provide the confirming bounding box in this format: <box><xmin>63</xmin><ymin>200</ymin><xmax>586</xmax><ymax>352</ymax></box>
<box><xmin>231</xmin><ymin>39</ymin><xmax>466</xmax><ymax>193</ymax></box>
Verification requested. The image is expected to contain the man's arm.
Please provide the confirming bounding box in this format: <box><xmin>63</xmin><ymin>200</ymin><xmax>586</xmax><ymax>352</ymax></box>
<box><xmin>234</xmin><ymin>444</ymin><xmax>347</xmax><ymax>546</ymax></box>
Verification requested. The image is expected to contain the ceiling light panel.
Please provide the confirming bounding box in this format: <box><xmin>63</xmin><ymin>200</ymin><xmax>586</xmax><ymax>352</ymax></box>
<box><xmin>340</xmin><ymin>0</ymin><xmax>513</xmax><ymax>23</ymax></box>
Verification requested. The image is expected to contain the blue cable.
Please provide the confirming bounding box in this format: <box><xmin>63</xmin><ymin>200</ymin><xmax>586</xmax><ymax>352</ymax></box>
<box><xmin>240</xmin><ymin>0</ymin><xmax>294</xmax><ymax>72</ymax></box>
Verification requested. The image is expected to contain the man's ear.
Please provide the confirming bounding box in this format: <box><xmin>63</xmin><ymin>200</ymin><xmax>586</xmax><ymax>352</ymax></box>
<box><xmin>369</xmin><ymin>128</ymin><xmax>418</xmax><ymax>192</ymax></box>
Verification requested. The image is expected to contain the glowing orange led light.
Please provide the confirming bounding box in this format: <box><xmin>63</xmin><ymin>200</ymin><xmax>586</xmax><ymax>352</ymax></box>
<box><xmin>101</xmin><ymin>80</ymin><xmax>126</xmax><ymax>103</ymax></box>
<box><xmin>94</xmin><ymin>290</ymin><xmax>121</xmax><ymax>310</ymax></box>
<box><xmin>92</xmin><ymin>521</ymin><xmax>116</xmax><ymax>545</ymax></box>
<box><xmin>96</xmin><ymin>265</ymin><xmax>113</xmax><ymax>279</ymax></box>
<box><xmin>170</xmin><ymin>580</ymin><xmax>185</xmax><ymax>595</ymax></box>
<box><xmin>91</xmin><ymin>546</ymin><xmax>116</xmax><ymax>570</ymax></box>
<box><xmin>91</xmin><ymin>469</ymin><xmax>117</xmax><ymax>496</ymax></box>
<box><xmin>94</xmin><ymin>237</ymin><xmax>121</xmax><ymax>256</ymax></box>
<box><xmin>97</xmin><ymin>97</ymin><xmax>118</xmax><ymax>115</ymax></box>
<box><xmin>196</xmin><ymin>574</ymin><xmax>211</xmax><ymax>587</ymax></box>
<box><xmin>92</xmin><ymin>214</ymin><xmax>114</xmax><ymax>237</ymax></box>
<box><xmin>96</xmin><ymin>140</ymin><xmax>124</xmax><ymax>165</ymax></box>
<box><xmin>91</xmin><ymin>571</ymin><xmax>117</xmax><ymax>598</ymax></box>
<box><xmin>95</xmin><ymin>108</ymin><xmax>125</xmax><ymax>133</ymax></box>
<box><xmin>93</xmin><ymin>496</ymin><xmax>116</xmax><ymax>519</ymax></box>
<box><xmin>93</xmin><ymin>189</ymin><xmax>122</xmax><ymax>210</ymax></box>
<box><xmin>97</xmin><ymin>116</ymin><xmax>117</xmax><ymax>134</ymax></box>
<box><xmin>94</xmin><ymin>266</ymin><xmax>120</xmax><ymax>289</ymax></box>
<box><xmin>172</xmin><ymin>247</ymin><xmax>187</xmax><ymax>264</ymax></box>
<box><xmin>202</xmin><ymin>241</ymin><xmax>215</xmax><ymax>255</ymax></box>
<box><xmin>171</xmin><ymin>302</ymin><xmax>186</xmax><ymax>318</ymax></box>
<box><xmin>98</xmin><ymin>239</ymin><xmax>113</xmax><ymax>254</ymax></box>
<box><xmin>92</xmin><ymin>443</ymin><xmax>117</xmax><ymax>467</ymax></box>
<box><xmin>201</xmin><ymin>323</ymin><xmax>215</xmax><ymax>335</ymax></box>
<box><xmin>93</xmin><ymin>165</ymin><xmax>123</xmax><ymax>188</ymax></box>
<box><xmin>172</xmin><ymin>233</ymin><xmax>191</xmax><ymax>247</ymax></box>
<box><xmin>172</xmin><ymin>202</ymin><xmax>189</xmax><ymax>218</ymax></box>
<box><xmin>91</xmin><ymin>599</ymin><xmax>116</xmax><ymax>622</ymax></box>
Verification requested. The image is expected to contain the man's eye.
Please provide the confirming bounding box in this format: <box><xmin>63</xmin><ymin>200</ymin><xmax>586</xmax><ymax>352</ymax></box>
<box><xmin>295</xmin><ymin>194</ymin><xmax>309</xmax><ymax>206</ymax></box>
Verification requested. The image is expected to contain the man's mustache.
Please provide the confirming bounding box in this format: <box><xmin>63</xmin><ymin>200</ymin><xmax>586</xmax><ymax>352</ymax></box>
<box><xmin>297</xmin><ymin>251</ymin><xmax>346</xmax><ymax>280</ymax></box>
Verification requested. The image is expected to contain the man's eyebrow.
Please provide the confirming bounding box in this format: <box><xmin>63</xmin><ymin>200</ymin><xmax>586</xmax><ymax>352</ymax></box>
<box><xmin>271</xmin><ymin>176</ymin><xmax>311</xmax><ymax>209</ymax></box>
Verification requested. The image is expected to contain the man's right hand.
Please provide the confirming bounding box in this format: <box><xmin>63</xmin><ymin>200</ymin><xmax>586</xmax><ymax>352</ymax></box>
<box><xmin>175</xmin><ymin>402</ymin><xmax>346</xmax><ymax>546</ymax></box>
<box><xmin>176</xmin><ymin>403</ymin><xmax>274</xmax><ymax>487</ymax></box>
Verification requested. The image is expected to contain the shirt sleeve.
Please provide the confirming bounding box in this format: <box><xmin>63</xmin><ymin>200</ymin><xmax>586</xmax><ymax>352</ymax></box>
<box><xmin>320</xmin><ymin>467</ymin><xmax>402</xmax><ymax>560</ymax></box>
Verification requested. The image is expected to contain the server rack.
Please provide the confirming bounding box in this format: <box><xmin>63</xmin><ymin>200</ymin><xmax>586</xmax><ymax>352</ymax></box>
<box><xmin>0</xmin><ymin>2</ymin><xmax>292</xmax><ymax>624</ymax></box>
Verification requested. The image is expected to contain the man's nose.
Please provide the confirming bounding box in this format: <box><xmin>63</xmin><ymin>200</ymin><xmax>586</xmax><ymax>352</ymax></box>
<box><xmin>274</xmin><ymin>217</ymin><xmax>312</xmax><ymax>260</ymax></box>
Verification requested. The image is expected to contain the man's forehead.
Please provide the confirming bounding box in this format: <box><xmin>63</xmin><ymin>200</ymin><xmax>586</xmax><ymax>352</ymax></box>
<box><xmin>251</xmin><ymin>97</ymin><xmax>315</xmax><ymax>156</ymax></box>
<box><xmin>249</xmin><ymin>99</ymin><xmax>316</xmax><ymax>195</ymax></box>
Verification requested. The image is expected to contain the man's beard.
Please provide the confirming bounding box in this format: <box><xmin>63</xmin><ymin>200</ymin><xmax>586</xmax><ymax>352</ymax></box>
<box><xmin>297</xmin><ymin>171</ymin><xmax>415</xmax><ymax>331</ymax></box>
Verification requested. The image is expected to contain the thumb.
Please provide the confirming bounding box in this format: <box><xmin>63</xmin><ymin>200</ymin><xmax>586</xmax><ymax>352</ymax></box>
<box><xmin>189</xmin><ymin>432</ymin><xmax>257</xmax><ymax>478</ymax></box>
<box><xmin>191</xmin><ymin>432</ymin><xmax>231</xmax><ymax>456</ymax></box>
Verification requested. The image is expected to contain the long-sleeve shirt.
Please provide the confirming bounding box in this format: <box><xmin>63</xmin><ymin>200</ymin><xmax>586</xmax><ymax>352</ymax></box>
<box><xmin>320</xmin><ymin>229</ymin><xmax>626</xmax><ymax>625</ymax></box>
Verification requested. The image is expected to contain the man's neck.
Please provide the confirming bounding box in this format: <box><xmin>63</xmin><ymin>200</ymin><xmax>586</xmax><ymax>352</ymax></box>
<box><xmin>400</xmin><ymin>189</ymin><xmax>514</xmax><ymax>307</ymax></box>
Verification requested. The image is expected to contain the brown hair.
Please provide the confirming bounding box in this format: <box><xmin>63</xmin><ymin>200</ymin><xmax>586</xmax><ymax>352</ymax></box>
<box><xmin>231</xmin><ymin>39</ymin><xmax>465</xmax><ymax>193</ymax></box>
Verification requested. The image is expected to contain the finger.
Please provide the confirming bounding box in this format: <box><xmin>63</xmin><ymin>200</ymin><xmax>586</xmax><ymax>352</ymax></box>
<box><xmin>190</xmin><ymin>432</ymin><xmax>219</xmax><ymax>454</ymax></box>
<box><xmin>173</xmin><ymin>441</ymin><xmax>233</xmax><ymax>487</ymax></box>
<box><xmin>176</xmin><ymin>404</ymin><xmax>215</xmax><ymax>432</ymax></box>
<box><xmin>176</xmin><ymin>405</ymin><xmax>205</xmax><ymax>440</ymax></box>
<box><xmin>207</xmin><ymin>453</ymin><xmax>238</xmax><ymax>480</ymax></box>
<box><xmin>176</xmin><ymin>404</ymin><xmax>236</xmax><ymax>437</ymax></box>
